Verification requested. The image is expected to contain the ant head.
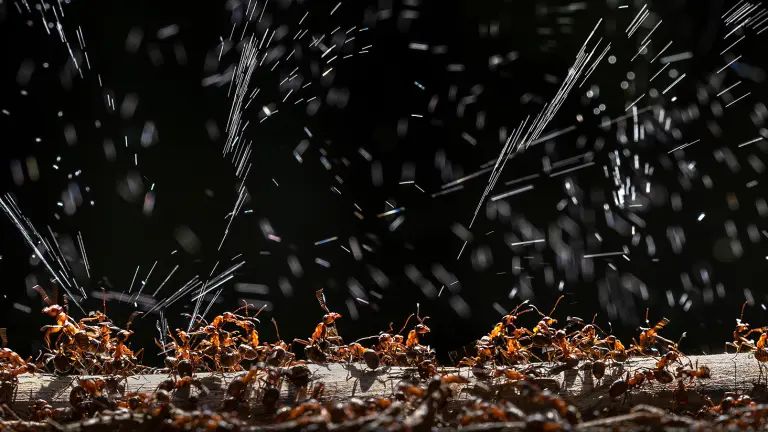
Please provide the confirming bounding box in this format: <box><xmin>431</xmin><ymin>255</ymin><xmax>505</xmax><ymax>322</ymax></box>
<box><xmin>323</xmin><ymin>312</ymin><xmax>342</xmax><ymax>324</ymax></box>
<box><xmin>554</xmin><ymin>329</ymin><xmax>567</xmax><ymax>339</ymax></box>
<box><xmin>223</xmin><ymin>312</ymin><xmax>234</xmax><ymax>319</ymax></box>
<box><xmin>414</xmin><ymin>324</ymin><xmax>431</xmax><ymax>334</ymax></box>
<box><xmin>204</xmin><ymin>325</ymin><xmax>216</xmax><ymax>334</ymax></box>
<box><xmin>542</xmin><ymin>316</ymin><xmax>557</xmax><ymax>326</ymax></box>
<box><xmin>43</xmin><ymin>305</ymin><xmax>63</xmax><ymax>316</ymax></box>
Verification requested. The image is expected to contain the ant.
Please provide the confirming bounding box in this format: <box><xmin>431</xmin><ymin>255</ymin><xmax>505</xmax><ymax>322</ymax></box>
<box><xmin>533</xmin><ymin>389</ymin><xmax>581</xmax><ymax>425</ymax></box>
<box><xmin>405</xmin><ymin>311</ymin><xmax>431</xmax><ymax>349</ymax></box>
<box><xmin>375</xmin><ymin>321</ymin><xmax>410</xmax><ymax>366</ymax></box>
<box><xmin>676</xmin><ymin>359</ymin><xmax>711</xmax><ymax>382</ymax></box>
<box><xmin>263</xmin><ymin>318</ymin><xmax>295</xmax><ymax>367</ymax></box>
<box><xmin>608</xmin><ymin>369</ymin><xmax>652</xmax><ymax>400</ymax></box>
<box><xmin>103</xmin><ymin>311</ymin><xmax>145</xmax><ymax>375</ymax></box>
<box><xmin>194</xmin><ymin>302</ymin><xmax>264</xmax><ymax>368</ymax></box>
<box><xmin>293</xmin><ymin>289</ymin><xmax>343</xmax><ymax>362</ymax></box>
<box><xmin>0</xmin><ymin>362</ymin><xmax>36</xmax><ymax>383</ymax></box>
<box><xmin>28</xmin><ymin>399</ymin><xmax>68</xmax><ymax>422</ymax></box>
<box><xmin>753</xmin><ymin>332</ymin><xmax>768</xmax><ymax>382</ymax></box>
<box><xmin>502</xmin><ymin>329</ymin><xmax>541</xmax><ymax>365</ymax></box>
<box><xmin>726</xmin><ymin>301</ymin><xmax>766</xmax><ymax>353</ymax></box>
<box><xmin>567</xmin><ymin>314</ymin><xmax>608</xmax><ymax>352</ymax></box>
<box><xmin>314</xmin><ymin>288</ymin><xmax>343</xmax><ymax>343</ymax></box>
<box><xmin>489</xmin><ymin>300</ymin><xmax>535</xmax><ymax>342</ymax></box>
<box><xmin>529</xmin><ymin>295</ymin><xmax>565</xmax><ymax>349</ymax></box>
<box><xmin>600</xmin><ymin>334</ymin><xmax>630</xmax><ymax>363</ymax></box>
<box><xmin>0</xmin><ymin>329</ymin><xmax>36</xmax><ymax>379</ymax></box>
<box><xmin>550</xmin><ymin>329</ymin><xmax>585</xmax><ymax>370</ymax></box>
<box><xmin>672</xmin><ymin>379</ymin><xmax>692</xmax><ymax>409</ymax></box>
<box><xmin>699</xmin><ymin>393</ymin><xmax>755</xmax><ymax>418</ymax></box>
<box><xmin>35</xmin><ymin>285</ymin><xmax>79</xmax><ymax>348</ymax></box>
<box><xmin>632</xmin><ymin>309</ymin><xmax>675</xmax><ymax>355</ymax></box>
<box><xmin>159</xmin><ymin>328</ymin><xmax>209</xmax><ymax>377</ymax></box>
<box><xmin>223</xmin><ymin>368</ymin><xmax>260</xmax><ymax>411</ymax></box>
<box><xmin>158</xmin><ymin>376</ymin><xmax>207</xmax><ymax>395</ymax></box>
<box><xmin>653</xmin><ymin>333</ymin><xmax>688</xmax><ymax>372</ymax></box>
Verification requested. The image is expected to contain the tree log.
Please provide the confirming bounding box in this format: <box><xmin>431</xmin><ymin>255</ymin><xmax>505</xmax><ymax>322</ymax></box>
<box><xmin>2</xmin><ymin>353</ymin><xmax>766</xmax><ymax>417</ymax></box>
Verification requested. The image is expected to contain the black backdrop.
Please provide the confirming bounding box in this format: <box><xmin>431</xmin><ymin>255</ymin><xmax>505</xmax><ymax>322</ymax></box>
<box><xmin>1</xmin><ymin>0</ymin><xmax>767</xmax><ymax>364</ymax></box>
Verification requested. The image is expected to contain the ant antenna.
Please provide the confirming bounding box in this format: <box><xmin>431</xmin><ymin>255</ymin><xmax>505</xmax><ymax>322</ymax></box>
<box><xmin>529</xmin><ymin>303</ymin><xmax>545</xmax><ymax>317</ymax></box>
<box><xmin>353</xmin><ymin>335</ymin><xmax>380</xmax><ymax>345</ymax></box>
<box><xmin>101</xmin><ymin>287</ymin><xmax>107</xmax><ymax>316</ymax></box>
<box><xmin>399</xmin><ymin>313</ymin><xmax>415</xmax><ymax>334</ymax></box>
<box><xmin>675</xmin><ymin>332</ymin><xmax>687</xmax><ymax>348</ymax></box>
<box><xmin>511</xmin><ymin>299</ymin><xmax>530</xmax><ymax>314</ymax></box>
<box><xmin>0</xmin><ymin>328</ymin><xmax>7</xmax><ymax>348</ymax></box>
<box><xmin>645</xmin><ymin>309</ymin><xmax>650</xmax><ymax>326</ymax></box>
<box><xmin>254</xmin><ymin>304</ymin><xmax>267</xmax><ymax>318</ymax></box>
<box><xmin>126</xmin><ymin>311</ymin><xmax>142</xmax><ymax>330</ymax></box>
<box><xmin>271</xmin><ymin>318</ymin><xmax>281</xmax><ymax>341</ymax></box>
<box><xmin>34</xmin><ymin>285</ymin><xmax>52</xmax><ymax>306</ymax></box>
<box><xmin>233</xmin><ymin>301</ymin><xmax>251</xmax><ymax>316</ymax></box>
<box><xmin>316</xmin><ymin>289</ymin><xmax>330</xmax><ymax>314</ymax></box>
<box><xmin>62</xmin><ymin>295</ymin><xmax>69</xmax><ymax>315</ymax></box>
<box><xmin>590</xmin><ymin>317</ymin><xmax>608</xmax><ymax>335</ymax></box>
<box><xmin>738</xmin><ymin>301</ymin><xmax>749</xmax><ymax>324</ymax></box>
<box><xmin>549</xmin><ymin>295</ymin><xmax>565</xmax><ymax>316</ymax></box>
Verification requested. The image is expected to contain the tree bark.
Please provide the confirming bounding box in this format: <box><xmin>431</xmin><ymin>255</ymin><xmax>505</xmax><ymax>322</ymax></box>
<box><xmin>2</xmin><ymin>353</ymin><xmax>765</xmax><ymax>416</ymax></box>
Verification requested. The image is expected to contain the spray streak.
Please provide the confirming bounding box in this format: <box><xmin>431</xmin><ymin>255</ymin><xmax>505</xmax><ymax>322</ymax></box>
<box><xmin>459</xmin><ymin>20</ymin><xmax>606</xmax><ymax>258</ymax></box>
<box><xmin>0</xmin><ymin>194</ymin><xmax>85</xmax><ymax>314</ymax></box>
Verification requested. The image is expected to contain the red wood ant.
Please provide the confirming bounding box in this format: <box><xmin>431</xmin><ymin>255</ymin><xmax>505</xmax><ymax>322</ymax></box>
<box><xmin>726</xmin><ymin>301</ymin><xmax>766</xmax><ymax>353</ymax></box>
<box><xmin>632</xmin><ymin>309</ymin><xmax>674</xmax><ymax>354</ymax></box>
<box><xmin>529</xmin><ymin>295</ymin><xmax>565</xmax><ymax>349</ymax></box>
<box><xmin>676</xmin><ymin>359</ymin><xmax>711</xmax><ymax>382</ymax></box>
<box><xmin>293</xmin><ymin>289</ymin><xmax>343</xmax><ymax>362</ymax></box>
<box><xmin>405</xmin><ymin>314</ymin><xmax>431</xmax><ymax>348</ymax></box>
<box><xmin>35</xmin><ymin>285</ymin><xmax>80</xmax><ymax>348</ymax></box>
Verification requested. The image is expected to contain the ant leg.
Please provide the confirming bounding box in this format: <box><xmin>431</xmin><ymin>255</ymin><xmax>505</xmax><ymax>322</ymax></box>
<box><xmin>40</xmin><ymin>326</ymin><xmax>62</xmax><ymax>347</ymax></box>
<box><xmin>134</xmin><ymin>348</ymin><xmax>145</xmax><ymax>364</ymax></box>
<box><xmin>655</xmin><ymin>336</ymin><xmax>676</xmax><ymax>346</ymax></box>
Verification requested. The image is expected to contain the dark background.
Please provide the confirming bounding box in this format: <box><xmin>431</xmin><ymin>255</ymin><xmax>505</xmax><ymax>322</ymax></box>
<box><xmin>1</xmin><ymin>0</ymin><xmax>767</xmax><ymax>364</ymax></box>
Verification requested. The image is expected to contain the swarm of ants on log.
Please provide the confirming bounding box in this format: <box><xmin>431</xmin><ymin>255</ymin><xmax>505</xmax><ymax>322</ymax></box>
<box><xmin>3</xmin><ymin>286</ymin><xmax>768</xmax><ymax>431</ymax></box>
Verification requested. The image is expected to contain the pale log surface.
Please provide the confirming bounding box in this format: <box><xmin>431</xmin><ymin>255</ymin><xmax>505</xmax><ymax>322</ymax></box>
<box><xmin>2</xmin><ymin>353</ymin><xmax>765</xmax><ymax>413</ymax></box>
